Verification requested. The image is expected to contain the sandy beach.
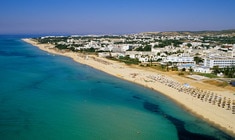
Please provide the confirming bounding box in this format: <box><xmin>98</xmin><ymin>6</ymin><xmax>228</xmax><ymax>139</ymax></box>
<box><xmin>23</xmin><ymin>38</ymin><xmax>235</xmax><ymax>137</ymax></box>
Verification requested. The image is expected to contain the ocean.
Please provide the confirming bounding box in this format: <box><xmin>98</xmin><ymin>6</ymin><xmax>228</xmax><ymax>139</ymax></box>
<box><xmin>0</xmin><ymin>35</ymin><xmax>233</xmax><ymax>140</ymax></box>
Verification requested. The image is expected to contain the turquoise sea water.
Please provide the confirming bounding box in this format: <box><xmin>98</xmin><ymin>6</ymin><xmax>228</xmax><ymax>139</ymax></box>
<box><xmin>0</xmin><ymin>35</ymin><xmax>233</xmax><ymax>140</ymax></box>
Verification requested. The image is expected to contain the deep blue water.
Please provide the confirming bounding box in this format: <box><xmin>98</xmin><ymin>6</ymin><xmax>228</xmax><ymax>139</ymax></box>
<box><xmin>0</xmin><ymin>35</ymin><xmax>233</xmax><ymax>140</ymax></box>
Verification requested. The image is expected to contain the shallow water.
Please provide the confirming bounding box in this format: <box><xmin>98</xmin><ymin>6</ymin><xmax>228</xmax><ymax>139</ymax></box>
<box><xmin>0</xmin><ymin>35</ymin><xmax>233</xmax><ymax>140</ymax></box>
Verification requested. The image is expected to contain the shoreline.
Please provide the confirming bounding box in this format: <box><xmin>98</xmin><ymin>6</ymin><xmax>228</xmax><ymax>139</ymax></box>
<box><xmin>23</xmin><ymin>38</ymin><xmax>235</xmax><ymax>137</ymax></box>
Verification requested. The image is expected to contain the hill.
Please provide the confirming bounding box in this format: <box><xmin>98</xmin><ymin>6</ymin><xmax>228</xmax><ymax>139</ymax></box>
<box><xmin>142</xmin><ymin>29</ymin><xmax>235</xmax><ymax>36</ymax></box>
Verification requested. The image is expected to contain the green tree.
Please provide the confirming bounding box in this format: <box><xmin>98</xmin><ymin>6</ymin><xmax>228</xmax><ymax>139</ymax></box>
<box><xmin>55</xmin><ymin>44</ymin><xmax>68</xmax><ymax>50</ymax></box>
<box><xmin>189</xmin><ymin>67</ymin><xmax>193</xmax><ymax>72</ymax></box>
<box><xmin>223</xmin><ymin>66</ymin><xmax>235</xmax><ymax>78</ymax></box>
<box><xmin>166</xmin><ymin>61</ymin><xmax>172</xmax><ymax>71</ymax></box>
<box><xmin>212</xmin><ymin>66</ymin><xmax>220</xmax><ymax>75</ymax></box>
<box><xmin>136</xmin><ymin>45</ymin><xmax>151</xmax><ymax>51</ymax></box>
<box><xmin>194</xmin><ymin>56</ymin><xmax>203</xmax><ymax>64</ymax></box>
<box><xmin>187</xmin><ymin>43</ymin><xmax>192</xmax><ymax>47</ymax></box>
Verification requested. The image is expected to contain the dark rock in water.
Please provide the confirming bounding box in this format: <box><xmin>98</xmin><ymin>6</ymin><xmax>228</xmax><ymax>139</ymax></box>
<box><xmin>132</xmin><ymin>95</ymin><xmax>142</xmax><ymax>100</ymax></box>
<box><xmin>143</xmin><ymin>101</ymin><xmax>161</xmax><ymax>114</ymax></box>
<box><xmin>165</xmin><ymin>115</ymin><xmax>219</xmax><ymax>140</ymax></box>
<box><xmin>143</xmin><ymin>101</ymin><xmax>232</xmax><ymax>140</ymax></box>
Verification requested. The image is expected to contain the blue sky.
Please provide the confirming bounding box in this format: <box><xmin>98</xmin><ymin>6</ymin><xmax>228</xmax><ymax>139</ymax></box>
<box><xmin>1</xmin><ymin>0</ymin><xmax>235</xmax><ymax>35</ymax></box>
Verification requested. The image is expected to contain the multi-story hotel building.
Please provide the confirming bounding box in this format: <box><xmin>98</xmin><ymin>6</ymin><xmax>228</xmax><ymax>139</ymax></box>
<box><xmin>204</xmin><ymin>57</ymin><xmax>235</xmax><ymax>68</ymax></box>
<box><xmin>164</xmin><ymin>54</ymin><xmax>195</xmax><ymax>65</ymax></box>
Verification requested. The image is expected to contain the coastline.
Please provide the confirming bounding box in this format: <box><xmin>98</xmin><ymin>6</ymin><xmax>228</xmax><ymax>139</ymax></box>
<box><xmin>23</xmin><ymin>38</ymin><xmax>235</xmax><ymax>137</ymax></box>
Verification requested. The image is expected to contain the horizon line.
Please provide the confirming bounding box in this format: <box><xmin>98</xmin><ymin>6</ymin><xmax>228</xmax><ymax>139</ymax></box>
<box><xmin>1</xmin><ymin>28</ymin><xmax>235</xmax><ymax>36</ymax></box>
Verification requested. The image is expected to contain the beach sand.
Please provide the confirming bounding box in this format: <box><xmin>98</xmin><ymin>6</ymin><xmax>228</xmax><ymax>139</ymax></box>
<box><xmin>23</xmin><ymin>38</ymin><xmax>235</xmax><ymax>137</ymax></box>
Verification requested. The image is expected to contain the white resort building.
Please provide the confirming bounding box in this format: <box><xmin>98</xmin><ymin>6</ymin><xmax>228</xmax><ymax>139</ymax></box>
<box><xmin>163</xmin><ymin>54</ymin><xmax>195</xmax><ymax>65</ymax></box>
<box><xmin>204</xmin><ymin>57</ymin><xmax>235</xmax><ymax>68</ymax></box>
<box><xmin>193</xmin><ymin>66</ymin><xmax>212</xmax><ymax>73</ymax></box>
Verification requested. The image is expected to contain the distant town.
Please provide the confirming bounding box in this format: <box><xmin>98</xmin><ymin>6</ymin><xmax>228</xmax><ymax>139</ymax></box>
<box><xmin>34</xmin><ymin>30</ymin><xmax>235</xmax><ymax>79</ymax></box>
